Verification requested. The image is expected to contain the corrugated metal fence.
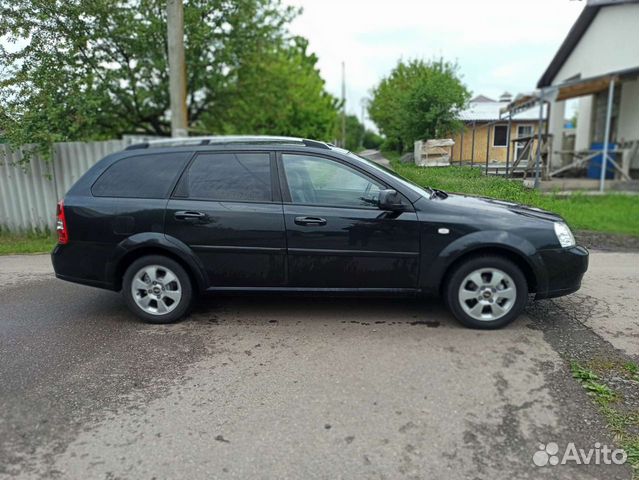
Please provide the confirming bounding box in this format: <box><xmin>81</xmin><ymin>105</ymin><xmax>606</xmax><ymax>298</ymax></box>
<box><xmin>0</xmin><ymin>139</ymin><xmax>132</xmax><ymax>232</ymax></box>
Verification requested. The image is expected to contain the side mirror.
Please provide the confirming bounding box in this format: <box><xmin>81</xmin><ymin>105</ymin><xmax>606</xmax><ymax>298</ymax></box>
<box><xmin>378</xmin><ymin>189</ymin><xmax>405</xmax><ymax>211</ymax></box>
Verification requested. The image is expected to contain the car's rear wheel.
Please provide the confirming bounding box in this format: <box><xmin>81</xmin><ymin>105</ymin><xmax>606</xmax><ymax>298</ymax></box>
<box><xmin>122</xmin><ymin>255</ymin><xmax>193</xmax><ymax>324</ymax></box>
<box><xmin>445</xmin><ymin>255</ymin><xmax>528</xmax><ymax>329</ymax></box>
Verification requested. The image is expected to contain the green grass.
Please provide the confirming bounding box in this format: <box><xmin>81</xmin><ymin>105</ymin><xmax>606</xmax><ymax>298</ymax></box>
<box><xmin>0</xmin><ymin>232</ymin><xmax>56</xmax><ymax>255</ymax></box>
<box><xmin>571</xmin><ymin>361</ymin><xmax>616</xmax><ymax>402</ymax></box>
<box><xmin>570</xmin><ymin>361</ymin><xmax>639</xmax><ymax>476</ymax></box>
<box><xmin>625</xmin><ymin>362</ymin><xmax>639</xmax><ymax>382</ymax></box>
<box><xmin>383</xmin><ymin>150</ymin><xmax>639</xmax><ymax>236</ymax></box>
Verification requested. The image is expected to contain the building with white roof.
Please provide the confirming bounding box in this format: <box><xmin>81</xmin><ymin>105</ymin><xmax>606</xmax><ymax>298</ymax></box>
<box><xmin>450</xmin><ymin>93</ymin><xmax>547</xmax><ymax>168</ymax></box>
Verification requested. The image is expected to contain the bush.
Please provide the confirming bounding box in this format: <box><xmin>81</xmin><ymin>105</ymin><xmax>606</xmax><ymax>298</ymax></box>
<box><xmin>362</xmin><ymin>130</ymin><xmax>384</xmax><ymax>149</ymax></box>
<box><xmin>380</xmin><ymin>137</ymin><xmax>401</xmax><ymax>153</ymax></box>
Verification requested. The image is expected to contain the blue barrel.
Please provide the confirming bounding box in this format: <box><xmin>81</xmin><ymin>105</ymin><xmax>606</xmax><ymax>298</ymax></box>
<box><xmin>587</xmin><ymin>142</ymin><xmax>616</xmax><ymax>180</ymax></box>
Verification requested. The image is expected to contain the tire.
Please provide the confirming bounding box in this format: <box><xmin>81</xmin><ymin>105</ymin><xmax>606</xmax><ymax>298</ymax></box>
<box><xmin>445</xmin><ymin>255</ymin><xmax>528</xmax><ymax>329</ymax></box>
<box><xmin>122</xmin><ymin>255</ymin><xmax>193</xmax><ymax>324</ymax></box>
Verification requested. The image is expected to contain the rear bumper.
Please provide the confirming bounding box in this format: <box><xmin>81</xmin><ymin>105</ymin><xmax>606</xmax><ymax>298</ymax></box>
<box><xmin>54</xmin><ymin>272</ymin><xmax>114</xmax><ymax>290</ymax></box>
<box><xmin>51</xmin><ymin>243</ymin><xmax>117</xmax><ymax>291</ymax></box>
<box><xmin>535</xmin><ymin>245</ymin><xmax>589</xmax><ymax>299</ymax></box>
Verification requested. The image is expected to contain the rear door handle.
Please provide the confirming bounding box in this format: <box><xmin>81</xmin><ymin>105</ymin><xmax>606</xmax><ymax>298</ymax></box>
<box><xmin>175</xmin><ymin>210</ymin><xmax>207</xmax><ymax>221</ymax></box>
<box><xmin>294</xmin><ymin>216</ymin><xmax>327</xmax><ymax>226</ymax></box>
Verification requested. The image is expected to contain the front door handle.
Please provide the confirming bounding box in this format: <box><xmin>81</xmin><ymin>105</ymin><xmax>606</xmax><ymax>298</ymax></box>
<box><xmin>294</xmin><ymin>216</ymin><xmax>327</xmax><ymax>226</ymax></box>
<box><xmin>175</xmin><ymin>210</ymin><xmax>207</xmax><ymax>221</ymax></box>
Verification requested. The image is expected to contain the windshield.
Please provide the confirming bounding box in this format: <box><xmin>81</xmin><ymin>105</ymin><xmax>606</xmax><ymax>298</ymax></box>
<box><xmin>333</xmin><ymin>148</ymin><xmax>434</xmax><ymax>199</ymax></box>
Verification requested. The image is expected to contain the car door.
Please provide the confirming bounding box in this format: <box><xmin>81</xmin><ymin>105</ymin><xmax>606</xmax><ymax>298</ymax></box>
<box><xmin>278</xmin><ymin>152</ymin><xmax>420</xmax><ymax>289</ymax></box>
<box><xmin>165</xmin><ymin>150</ymin><xmax>286</xmax><ymax>288</ymax></box>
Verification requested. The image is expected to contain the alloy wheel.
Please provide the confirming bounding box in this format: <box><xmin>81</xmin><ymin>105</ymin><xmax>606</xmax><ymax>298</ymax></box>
<box><xmin>457</xmin><ymin>268</ymin><xmax>517</xmax><ymax>321</ymax></box>
<box><xmin>131</xmin><ymin>265</ymin><xmax>182</xmax><ymax>316</ymax></box>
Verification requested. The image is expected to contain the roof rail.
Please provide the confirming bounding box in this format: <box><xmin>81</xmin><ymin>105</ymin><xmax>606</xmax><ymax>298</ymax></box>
<box><xmin>301</xmin><ymin>139</ymin><xmax>331</xmax><ymax>149</ymax></box>
<box><xmin>124</xmin><ymin>135</ymin><xmax>331</xmax><ymax>150</ymax></box>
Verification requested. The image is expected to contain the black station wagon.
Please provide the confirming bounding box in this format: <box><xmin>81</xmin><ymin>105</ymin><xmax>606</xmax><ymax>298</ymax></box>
<box><xmin>52</xmin><ymin>136</ymin><xmax>589</xmax><ymax>329</ymax></box>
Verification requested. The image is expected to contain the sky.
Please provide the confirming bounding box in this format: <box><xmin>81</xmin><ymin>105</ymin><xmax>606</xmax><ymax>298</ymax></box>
<box><xmin>283</xmin><ymin>0</ymin><xmax>586</xmax><ymax>127</ymax></box>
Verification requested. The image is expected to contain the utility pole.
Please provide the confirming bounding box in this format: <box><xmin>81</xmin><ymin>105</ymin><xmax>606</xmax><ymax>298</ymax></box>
<box><xmin>599</xmin><ymin>79</ymin><xmax>615</xmax><ymax>192</ymax></box>
<box><xmin>534</xmin><ymin>98</ymin><xmax>544</xmax><ymax>189</ymax></box>
<box><xmin>341</xmin><ymin>61</ymin><xmax>346</xmax><ymax>148</ymax></box>
<box><xmin>167</xmin><ymin>0</ymin><xmax>188</xmax><ymax>137</ymax></box>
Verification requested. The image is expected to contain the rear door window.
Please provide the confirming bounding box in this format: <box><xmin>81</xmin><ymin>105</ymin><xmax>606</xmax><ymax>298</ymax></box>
<box><xmin>92</xmin><ymin>152</ymin><xmax>191</xmax><ymax>198</ymax></box>
<box><xmin>176</xmin><ymin>152</ymin><xmax>273</xmax><ymax>202</ymax></box>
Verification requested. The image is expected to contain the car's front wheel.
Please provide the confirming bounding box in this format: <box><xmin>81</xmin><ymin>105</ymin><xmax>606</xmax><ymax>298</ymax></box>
<box><xmin>445</xmin><ymin>255</ymin><xmax>528</xmax><ymax>329</ymax></box>
<box><xmin>122</xmin><ymin>255</ymin><xmax>193</xmax><ymax>324</ymax></box>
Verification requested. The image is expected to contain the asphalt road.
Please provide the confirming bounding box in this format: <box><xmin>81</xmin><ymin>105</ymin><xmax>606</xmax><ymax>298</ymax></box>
<box><xmin>1</xmin><ymin>252</ymin><xmax>637</xmax><ymax>479</ymax></box>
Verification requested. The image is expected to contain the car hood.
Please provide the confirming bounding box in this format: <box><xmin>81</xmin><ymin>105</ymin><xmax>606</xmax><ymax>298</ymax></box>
<box><xmin>440</xmin><ymin>193</ymin><xmax>564</xmax><ymax>223</ymax></box>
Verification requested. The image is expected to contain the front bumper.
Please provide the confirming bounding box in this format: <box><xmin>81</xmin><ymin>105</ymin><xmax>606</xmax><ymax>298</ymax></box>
<box><xmin>535</xmin><ymin>245</ymin><xmax>589</xmax><ymax>299</ymax></box>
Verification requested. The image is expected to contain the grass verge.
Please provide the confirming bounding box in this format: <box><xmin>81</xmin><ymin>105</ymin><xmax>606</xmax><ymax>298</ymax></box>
<box><xmin>0</xmin><ymin>233</ymin><xmax>56</xmax><ymax>255</ymax></box>
<box><xmin>570</xmin><ymin>360</ymin><xmax>639</xmax><ymax>476</ymax></box>
<box><xmin>382</xmin><ymin>150</ymin><xmax>639</xmax><ymax>236</ymax></box>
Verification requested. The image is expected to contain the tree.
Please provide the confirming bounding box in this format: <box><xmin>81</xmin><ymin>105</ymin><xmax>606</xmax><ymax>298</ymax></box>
<box><xmin>341</xmin><ymin>114</ymin><xmax>365</xmax><ymax>152</ymax></box>
<box><xmin>0</xmin><ymin>0</ymin><xmax>338</xmax><ymax>151</ymax></box>
<box><xmin>205</xmin><ymin>37</ymin><xmax>338</xmax><ymax>140</ymax></box>
<box><xmin>362</xmin><ymin>130</ymin><xmax>383</xmax><ymax>150</ymax></box>
<box><xmin>368</xmin><ymin>59</ymin><xmax>470</xmax><ymax>152</ymax></box>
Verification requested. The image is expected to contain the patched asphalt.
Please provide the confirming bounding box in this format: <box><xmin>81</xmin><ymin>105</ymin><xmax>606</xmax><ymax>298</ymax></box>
<box><xmin>0</xmin><ymin>253</ymin><xmax>636</xmax><ymax>479</ymax></box>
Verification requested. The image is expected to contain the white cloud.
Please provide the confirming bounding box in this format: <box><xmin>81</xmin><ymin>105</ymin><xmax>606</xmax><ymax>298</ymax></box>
<box><xmin>284</xmin><ymin>0</ymin><xmax>585</xmax><ymax>126</ymax></box>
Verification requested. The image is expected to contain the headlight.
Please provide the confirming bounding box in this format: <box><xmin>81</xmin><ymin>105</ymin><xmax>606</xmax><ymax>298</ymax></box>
<box><xmin>554</xmin><ymin>222</ymin><xmax>575</xmax><ymax>248</ymax></box>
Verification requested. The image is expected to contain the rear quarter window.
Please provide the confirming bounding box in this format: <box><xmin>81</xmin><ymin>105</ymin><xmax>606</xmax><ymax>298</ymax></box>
<box><xmin>91</xmin><ymin>152</ymin><xmax>191</xmax><ymax>198</ymax></box>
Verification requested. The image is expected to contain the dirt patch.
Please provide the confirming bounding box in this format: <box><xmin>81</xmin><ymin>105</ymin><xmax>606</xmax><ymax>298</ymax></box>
<box><xmin>575</xmin><ymin>230</ymin><xmax>639</xmax><ymax>253</ymax></box>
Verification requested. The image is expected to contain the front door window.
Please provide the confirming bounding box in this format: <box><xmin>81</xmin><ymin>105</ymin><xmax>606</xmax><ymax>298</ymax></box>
<box><xmin>281</xmin><ymin>154</ymin><xmax>383</xmax><ymax>208</ymax></box>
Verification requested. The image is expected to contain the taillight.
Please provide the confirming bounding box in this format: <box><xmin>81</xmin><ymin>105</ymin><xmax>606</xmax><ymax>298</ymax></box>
<box><xmin>56</xmin><ymin>200</ymin><xmax>69</xmax><ymax>244</ymax></box>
